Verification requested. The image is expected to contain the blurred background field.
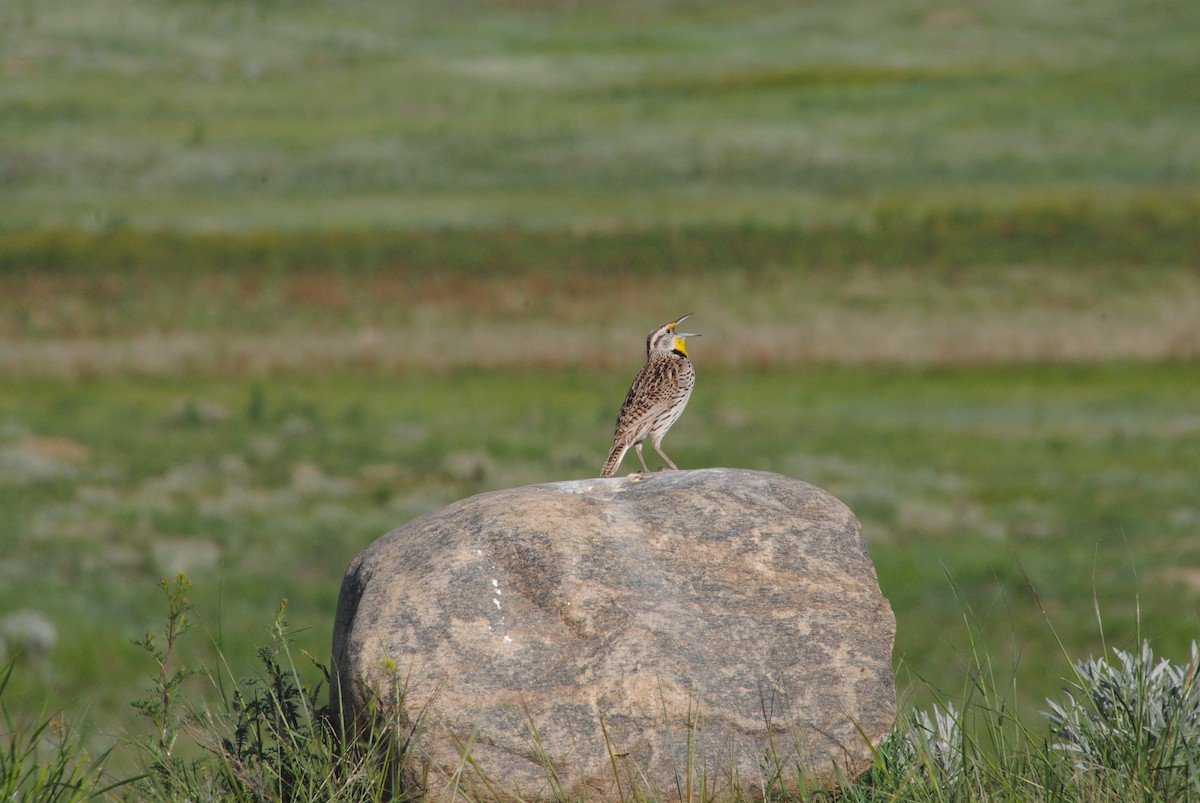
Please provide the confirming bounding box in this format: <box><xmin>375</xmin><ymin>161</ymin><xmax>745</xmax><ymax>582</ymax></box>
<box><xmin>2</xmin><ymin>0</ymin><xmax>1199</xmax><ymax>779</ymax></box>
<box><xmin>4</xmin><ymin>0</ymin><xmax>1200</xmax><ymax>231</ymax></box>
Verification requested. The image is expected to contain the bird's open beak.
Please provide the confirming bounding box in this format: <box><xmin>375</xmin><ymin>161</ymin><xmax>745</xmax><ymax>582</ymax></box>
<box><xmin>670</xmin><ymin>314</ymin><xmax>698</xmax><ymax>356</ymax></box>
<box><xmin>671</xmin><ymin>313</ymin><xmax>698</xmax><ymax>338</ymax></box>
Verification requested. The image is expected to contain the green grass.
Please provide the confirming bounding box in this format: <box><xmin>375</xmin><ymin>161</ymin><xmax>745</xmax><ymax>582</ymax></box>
<box><xmin>2</xmin><ymin>0</ymin><xmax>1198</xmax><ymax>230</ymax></box>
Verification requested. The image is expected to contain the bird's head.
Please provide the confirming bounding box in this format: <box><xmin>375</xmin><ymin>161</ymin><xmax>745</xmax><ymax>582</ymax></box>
<box><xmin>646</xmin><ymin>314</ymin><xmax>699</xmax><ymax>358</ymax></box>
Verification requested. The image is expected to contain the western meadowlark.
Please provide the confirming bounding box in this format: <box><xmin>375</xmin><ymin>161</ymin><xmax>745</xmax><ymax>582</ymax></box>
<box><xmin>601</xmin><ymin>314</ymin><xmax>698</xmax><ymax>477</ymax></box>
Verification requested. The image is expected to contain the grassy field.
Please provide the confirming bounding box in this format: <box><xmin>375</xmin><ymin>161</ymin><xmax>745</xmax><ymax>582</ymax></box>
<box><xmin>2</xmin><ymin>0</ymin><xmax>1200</xmax><ymax>796</ymax></box>
<box><xmin>3</xmin><ymin>0</ymin><xmax>1199</xmax><ymax>230</ymax></box>
<box><xmin>2</xmin><ymin>363</ymin><xmax>1198</xmax><ymax>769</ymax></box>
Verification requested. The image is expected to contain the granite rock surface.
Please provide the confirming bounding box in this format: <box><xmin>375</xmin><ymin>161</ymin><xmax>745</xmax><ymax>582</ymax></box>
<box><xmin>331</xmin><ymin>468</ymin><xmax>895</xmax><ymax>799</ymax></box>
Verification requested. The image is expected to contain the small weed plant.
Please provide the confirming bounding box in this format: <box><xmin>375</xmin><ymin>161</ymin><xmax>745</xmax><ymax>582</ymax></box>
<box><xmin>129</xmin><ymin>575</ymin><xmax>402</xmax><ymax>802</ymax></box>
<box><xmin>868</xmin><ymin>701</ymin><xmax>965</xmax><ymax>794</ymax></box>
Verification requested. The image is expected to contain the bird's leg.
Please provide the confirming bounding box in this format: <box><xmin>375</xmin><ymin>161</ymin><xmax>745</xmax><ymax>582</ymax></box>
<box><xmin>634</xmin><ymin>442</ymin><xmax>651</xmax><ymax>473</ymax></box>
<box><xmin>652</xmin><ymin>439</ymin><xmax>679</xmax><ymax>471</ymax></box>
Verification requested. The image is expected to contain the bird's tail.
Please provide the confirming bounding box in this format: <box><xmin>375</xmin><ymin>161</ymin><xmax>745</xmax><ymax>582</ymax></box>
<box><xmin>600</xmin><ymin>442</ymin><xmax>629</xmax><ymax>478</ymax></box>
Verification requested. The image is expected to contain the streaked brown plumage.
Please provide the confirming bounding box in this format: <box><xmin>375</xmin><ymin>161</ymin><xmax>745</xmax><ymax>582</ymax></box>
<box><xmin>601</xmin><ymin>314</ymin><xmax>698</xmax><ymax>477</ymax></box>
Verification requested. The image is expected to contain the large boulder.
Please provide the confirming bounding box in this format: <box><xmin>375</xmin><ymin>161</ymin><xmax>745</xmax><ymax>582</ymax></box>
<box><xmin>331</xmin><ymin>468</ymin><xmax>895</xmax><ymax>800</ymax></box>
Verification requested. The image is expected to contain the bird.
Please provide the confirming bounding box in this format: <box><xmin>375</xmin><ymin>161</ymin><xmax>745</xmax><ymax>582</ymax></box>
<box><xmin>601</xmin><ymin>314</ymin><xmax>698</xmax><ymax>477</ymax></box>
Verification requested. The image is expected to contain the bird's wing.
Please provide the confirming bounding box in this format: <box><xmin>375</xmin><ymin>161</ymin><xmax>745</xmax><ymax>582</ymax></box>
<box><xmin>611</xmin><ymin>359</ymin><xmax>680</xmax><ymax>443</ymax></box>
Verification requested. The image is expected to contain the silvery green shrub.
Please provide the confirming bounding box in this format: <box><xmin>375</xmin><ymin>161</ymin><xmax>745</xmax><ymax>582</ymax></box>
<box><xmin>870</xmin><ymin>700</ymin><xmax>964</xmax><ymax>791</ymax></box>
<box><xmin>1044</xmin><ymin>640</ymin><xmax>1200</xmax><ymax>793</ymax></box>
